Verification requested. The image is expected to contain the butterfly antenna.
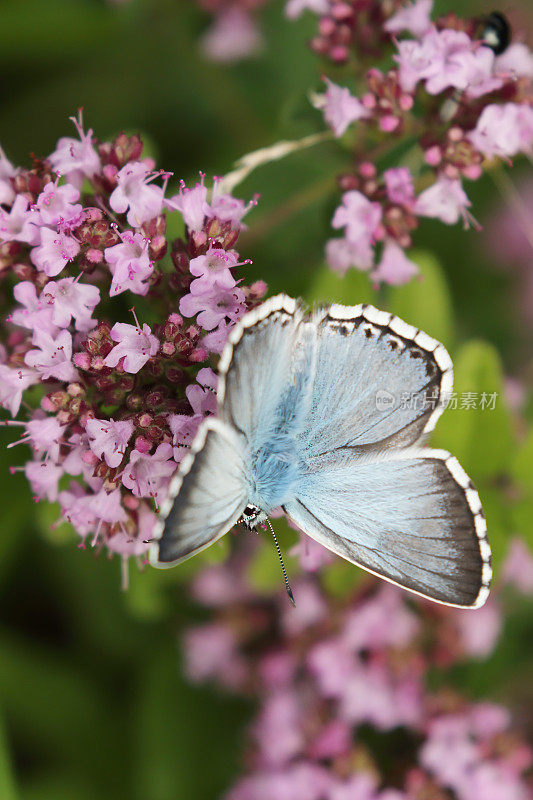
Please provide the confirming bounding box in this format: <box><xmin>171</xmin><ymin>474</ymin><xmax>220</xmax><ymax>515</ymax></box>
<box><xmin>265</xmin><ymin>518</ymin><xmax>295</xmax><ymax>606</ymax></box>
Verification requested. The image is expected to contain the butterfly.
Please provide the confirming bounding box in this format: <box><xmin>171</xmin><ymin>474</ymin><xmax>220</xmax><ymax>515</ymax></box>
<box><xmin>150</xmin><ymin>294</ymin><xmax>492</xmax><ymax>609</ymax></box>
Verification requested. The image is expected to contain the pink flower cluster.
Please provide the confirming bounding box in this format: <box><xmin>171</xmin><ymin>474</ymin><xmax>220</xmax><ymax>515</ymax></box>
<box><xmin>304</xmin><ymin>1</ymin><xmax>533</xmax><ymax>285</ymax></box>
<box><xmin>196</xmin><ymin>0</ymin><xmax>269</xmax><ymax>61</ymax></box>
<box><xmin>183</xmin><ymin>536</ymin><xmax>533</xmax><ymax>800</ymax></box>
<box><xmin>0</xmin><ymin>114</ymin><xmax>265</xmax><ymax>584</ymax></box>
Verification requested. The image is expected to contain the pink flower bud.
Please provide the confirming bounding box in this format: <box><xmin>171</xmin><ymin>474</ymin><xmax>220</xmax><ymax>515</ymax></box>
<box><xmin>74</xmin><ymin>352</ymin><xmax>92</xmax><ymax>370</ymax></box>
<box><xmin>425</xmin><ymin>146</ymin><xmax>442</xmax><ymax>166</ymax></box>
<box><xmin>134</xmin><ymin>435</ymin><xmax>152</xmax><ymax>454</ymax></box>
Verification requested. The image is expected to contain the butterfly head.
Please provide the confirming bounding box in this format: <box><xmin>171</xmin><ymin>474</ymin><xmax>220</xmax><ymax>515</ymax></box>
<box><xmin>239</xmin><ymin>503</ymin><xmax>267</xmax><ymax>530</ymax></box>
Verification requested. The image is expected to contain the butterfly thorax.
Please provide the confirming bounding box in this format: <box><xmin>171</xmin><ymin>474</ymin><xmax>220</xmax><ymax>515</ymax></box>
<box><xmin>247</xmin><ymin>434</ymin><xmax>301</xmax><ymax>515</ymax></box>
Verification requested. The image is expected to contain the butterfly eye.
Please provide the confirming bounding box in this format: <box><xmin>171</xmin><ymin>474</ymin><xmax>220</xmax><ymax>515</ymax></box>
<box><xmin>244</xmin><ymin>504</ymin><xmax>256</xmax><ymax>516</ymax></box>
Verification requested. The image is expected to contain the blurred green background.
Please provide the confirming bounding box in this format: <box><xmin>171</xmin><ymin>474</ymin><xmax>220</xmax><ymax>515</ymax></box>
<box><xmin>1</xmin><ymin>0</ymin><xmax>532</xmax><ymax>797</ymax></box>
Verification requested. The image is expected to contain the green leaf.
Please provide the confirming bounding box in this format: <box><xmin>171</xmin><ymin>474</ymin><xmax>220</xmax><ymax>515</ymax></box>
<box><xmin>246</xmin><ymin>520</ymin><xmax>297</xmax><ymax>594</ymax></box>
<box><xmin>511</xmin><ymin>495</ymin><xmax>533</xmax><ymax>551</ymax></box>
<box><xmin>510</xmin><ymin>430</ymin><xmax>533</xmax><ymax>492</ymax></box>
<box><xmin>0</xmin><ymin>707</ymin><xmax>18</xmax><ymax>800</ymax></box>
<box><xmin>320</xmin><ymin>557</ymin><xmax>363</xmax><ymax>600</ymax></box>
<box><xmin>304</xmin><ymin>263</ymin><xmax>376</xmax><ymax>307</ymax></box>
<box><xmin>387</xmin><ymin>250</ymin><xmax>453</xmax><ymax>347</ymax></box>
<box><xmin>431</xmin><ymin>340</ymin><xmax>513</xmax><ymax>480</ymax></box>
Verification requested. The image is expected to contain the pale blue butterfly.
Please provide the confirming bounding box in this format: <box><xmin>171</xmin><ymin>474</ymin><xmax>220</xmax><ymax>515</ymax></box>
<box><xmin>150</xmin><ymin>295</ymin><xmax>492</xmax><ymax>608</ymax></box>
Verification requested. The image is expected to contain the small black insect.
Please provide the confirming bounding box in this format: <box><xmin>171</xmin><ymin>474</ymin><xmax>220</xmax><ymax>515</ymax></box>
<box><xmin>479</xmin><ymin>11</ymin><xmax>512</xmax><ymax>55</ymax></box>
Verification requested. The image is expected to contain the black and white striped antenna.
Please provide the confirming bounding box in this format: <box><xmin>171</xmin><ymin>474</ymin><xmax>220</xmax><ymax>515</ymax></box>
<box><xmin>266</xmin><ymin>518</ymin><xmax>295</xmax><ymax>606</ymax></box>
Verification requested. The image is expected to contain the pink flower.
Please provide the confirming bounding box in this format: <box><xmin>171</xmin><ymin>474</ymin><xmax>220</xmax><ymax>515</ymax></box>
<box><xmin>501</xmin><ymin>537</ymin><xmax>533</xmax><ymax>594</ymax></box>
<box><xmin>227</xmin><ymin>763</ymin><xmax>333</xmax><ymax>800</ymax></box>
<box><xmin>186</xmin><ymin>367</ymin><xmax>218</xmax><ymax>416</ymax></box>
<box><xmin>35</xmin><ymin>181</ymin><xmax>83</xmax><ymax>228</ymax></box>
<box><xmin>384</xmin><ymin>0</ymin><xmax>433</xmax><ymax>38</ymax></box>
<box><xmin>329</xmin><ymin>191</ymin><xmax>382</xmax><ymax>271</ymax></box>
<box><xmin>104</xmin><ymin>231</ymin><xmax>154</xmax><ymax>297</ymax></box>
<box><xmin>103</xmin><ymin>320</ymin><xmax>159</xmax><ymax>373</ymax></box>
<box><xmin>253</xmin><ymin>691</ymin><xmax>303</xmax><ymax>767</ymax></box>
<box><xmin>289</xmin><ymin>535</ymin><xmax>334</xmax><ymax>572</ymax></box>
<box><xmin>25</xmin><ymin>329</ymin><xmax>78</xmax><ymax>382</ymax></box>
<box><xmin>202</xmin><ymin>319</ymin><xmax>233</xmax><ymax>353</ymax></box>
<box><xmin>168</xmin><ymin>413</ymin><xmax>202</xmax><ymax>461</ymax></box>
<box><xmin>59</xmin><ymin>483</ymin><xmax>99</xmax><ymax>539</ymax></box>
<box><xmin>166</xmin><ymin>178</ymin><xmax>209</xmax><ymax>231</ymax></box>
<box><xmin>48</xmin><ymin>113</ymin><xmax>101</xmax><ymax>189</ymax></box>
<box><xmin>327</xmin><ymin>773</ymin><xmax>378</xmax><ymax>800</ymax></box>
<box><xmin>495</xmin><ymin>43</ymin><xmax>533</xmax><ymax>79</ymax></box>
<box><xmin>281</xmin><ymin>580</ymin><xmax>327</xmax><ymax>636</ymax></box>
<box><xmin>258</xmin><ymin>651</ymin><xmax>296</xmax><ymax>690</ymax></box>
<box><xmin>340</xmin><ymin>660</ymin><xmax>422</xmax><ymax>730</ymax></box>
<box><xmin>396</xmin><ymin>27</ymin><xmax>498</xmax><ymax>97</ymax></box>
<box><xmin>420</xmin><ymin>714</ymin><xmax>478</xmax><ymax>790</ymax></box>
<box><xmin>85</xmin><ymin>417</ymin><xmax>134</xmax><ymax>468</ymax></box>
<box><xmin>285</xmin><ymin>0</ymin><xmax>329</xmax><ymax>20</ymax></box>
<box><xmin>332</xmin><ymin>190</ymin><xmax>382</xmax><ymax>246</ymax></box>
<box><xmin>109</xmin><ymin>162</ymin><xmax>164</xmax><ymax>228</ymax></box>
<box><xmin>325</xmin><ymin>237</ymin><xmax>374</xmax><ymax>275</ymax></box>
<box><xmin>183</xmin><ymin>623</ymin><xmax>247</xmax><ymax>689</ymax></box>
<box><xmin>121</xmin><ymin>442</ymin><xmax>176</xmax><ymax>500</ymax></box>
<box><xmin>0</xmin><ymin>364</ymin><xmax>38</xmax><ymax>416</ymax></box>
<box><xmin>371</xmin><ymin>240</ymin><xmax>419</xmax><ymax>285</ymax></box>
<box><xmin>209</xmin><ymin>179</ymin><xmax>257</xmax><ymax>228</ymax></box>
<box><xmin>200</xmin><ymin>7</ymin><xmax>262</xmax><ymax>63</ymax></box>
<box><xmin>92</xmin><ymin>487</ymin><xmax>128</xmax><ymax>529</ymax></box>
<box><xmin>316</xmin><ymin>79</ymin><xmax>369</xmax><ymax>138</ymax></box>
<box><xmin>30</xmin><ymin>227</ymin><xmax>80</xmax><ymax>277</ymax></box>
<box><xmin>8</xmin><ymin>414</ymin><xmax>66</xmax><ymax>462</ymax></box>
<box><xmin>384</xmin><ymin>167</ymin><xmax>415</xmax><ymax>207</ymax></box>
<box><xmin>307</xmin><ymin>719</ymin><xmax>351</xmax><ymax>760</ymax></box>
<box><xmin>0</xmin><ymin>145</ymin><xmax>16</xmax><ymax>206</ymax></box>
<box><xmin>189</xmin><ymin>246</ymin><xmax>243</xmax><ymax>290</ymax></box>
<box><xmin>308</xmin><ymin>638</ymin><xmax>354</xmax><ymax>697</ymax></box>
<box><xmin>342</xmin><ymin>586</ymin><xmax>419</xmax><ymax>651</ymax></box>
<box><xmin>0</xmin><ymin>195</ymin><xmax>39</xmax><ymax>245</ymax></box>
<box><xmin>25</xmin><ymin>459</ymin><xmax>63</xmax><ymax>501</ymax></box>
<box><xmin>179</xmin><ymin>282</ymin><xmax>246</xmax><ymax>330</ymax></box>
<box><xmin>191</xmin><ymin>562</ymin><xmax>250</xmax><ymax>607</ymax></box>
<box><xmin>107</xmin><ymin>503</ymin><xmax>154</xmax><ymax>558</ymax></box>
<box><xmin>454</xmin><ymin>598</ymin><xmax>502</xmax><ymax>658</ymax></box>
<box><xmin>415</xmin><ymin>176</ymin><xmax>472</xmax><ymax>225</ymax></box>
<box><xmin>41</xmin><ymin>277</ymin><xmax>100</xmax><ymax>331</ymax></box>
<box><xmin>461</xmin><ymin>762</ymin><xmax>529</xmax><ymax>800</ymax></box>
<box><xmin>468</xmin><ymin>102</ymin><xmax>533</xmax><ymax>160</ymax></box>
<box><xmin>10</xmin><ymin>281</ymin><xmax>57</xmax><ymax>335</ymax></box>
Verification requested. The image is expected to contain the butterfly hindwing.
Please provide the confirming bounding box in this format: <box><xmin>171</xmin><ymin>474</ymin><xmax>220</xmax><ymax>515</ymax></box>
<box><xmin>150</xmin><ymin>418</ymin><xmax>248</xmax><ymax>567</ymax></box>
<box><xmin>284</xmin><ymin>448</ymin><xmax>491</xmax><ymax>608</ymax></box>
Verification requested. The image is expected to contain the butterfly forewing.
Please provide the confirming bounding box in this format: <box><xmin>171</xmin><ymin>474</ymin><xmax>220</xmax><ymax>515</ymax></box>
<box><xmin>296</xmin><ymin>304</ymin><xmax>453</xmax><ymax>460</ymax></box>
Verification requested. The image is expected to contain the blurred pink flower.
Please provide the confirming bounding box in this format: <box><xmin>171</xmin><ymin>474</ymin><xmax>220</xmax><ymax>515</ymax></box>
<box><xmin>371</xmin><ymin>240</ymin><xmax>419</xmax><ymax>286</ymax></box>
<box><xmin>384</xmin><ymin>0</ymin><xmax>433</xmax><ymax>38</ymax></box>
<box><xmin>201</xmin><ymin>6</ymin><xmax>262</xmax><ymax>62</ymax></box>
<box><xmin>316</xmin><ymin>79</ymin><xmax>369</xmax><ymax>138</ymax></box>
<box><xmin>502</xmin><ymin>538</ymin><xmax>533</xmax><ymax>594</ymax></box>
